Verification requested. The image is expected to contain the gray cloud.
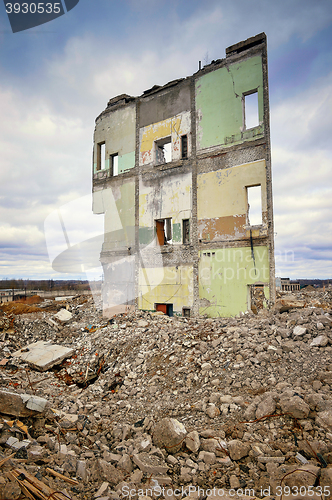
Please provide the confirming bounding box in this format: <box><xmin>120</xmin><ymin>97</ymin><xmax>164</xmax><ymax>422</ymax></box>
<box><xmin>0</xmin><ymin>0</ymin><xmax>331</xmax><ymax>279</ymax></box>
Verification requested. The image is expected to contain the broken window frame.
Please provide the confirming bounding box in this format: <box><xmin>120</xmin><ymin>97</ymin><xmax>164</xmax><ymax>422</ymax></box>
<box><xmin>110</xmin><ymin>153</ymin><xmax>119</xmax><ymax>177</ymax></box>
<box><xmin>155</xmin><ymin>218</ymin><xmax>172</xmax><ymax>245</ymax></box>
<box><xmin>182</xmin><ymin>219</ymin><xmax>190</xmax><ymax>244</ymax></box>
<box><xmin>243</xmin><ymin>90</ymin><xmax>259</xmax><ymax>130</ymax></box>
<box><xmin>97</xmin><ymin>142</ymin><xmax>105</xmax><ymax>171</ymax></box>
<box><xmin>181</xmin><ymin>135</ymin><xmax>188</xmax><ymax>159</ymax></box>
<box><xmin>155</xmin><ymin>137</ymin><xmax>172</xmax><ymax>165</ymax></box>
<box><xmin>246</xmin><ymin>184</ymin><xmax>263</xmax><ymax>226</ymax></box>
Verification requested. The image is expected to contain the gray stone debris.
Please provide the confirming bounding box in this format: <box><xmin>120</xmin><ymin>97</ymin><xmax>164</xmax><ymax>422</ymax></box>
<box><xmin>0</xmin><ymin>288</ymin><xmax>331</xmax><ymax>499</ymax></box>
<box><xmin>152</xmin><ymin>418</ymin><xmax>187</xmax><ymax>454</ymax></box>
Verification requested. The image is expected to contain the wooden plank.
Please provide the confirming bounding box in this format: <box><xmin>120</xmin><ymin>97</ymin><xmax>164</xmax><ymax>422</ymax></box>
<box><xmin>15</xmin><ymin>468</ymin><xmax>70</xmax><ymax>500</ymax></box>
<box><xmin>15</xmin><ymin>468</ymin><xmax>53</xmax><ymax>497</ymax></box>
<box><xmin>46</xmin><ymin>467</ymin><xmax>79</xmax><ymax>485</ymax></box>
<box><xmin>0</xmin><ymin>452</ymin><xmax>15</xmax><ymax>467</ymax></box>
<box><xmin>7</xmin><ymin>471</ymin><xmax>36</xmax><ymax>500</ymax></box>
<box><xmin>10</xmin><ymin>470</ymin><xmax>47</xmax><ymax>500</ymax></box>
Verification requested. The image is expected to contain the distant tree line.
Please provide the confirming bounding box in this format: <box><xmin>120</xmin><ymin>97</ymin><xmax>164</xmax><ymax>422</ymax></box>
<box><xmin>298</xmin><ymin>279</ymin><xmax>332</xmax><ymax>288</ymax></box>
<box><xmin>0</xmin><ymin>279</ymin><xmax>92</xmax><ymax>291</ymax></box>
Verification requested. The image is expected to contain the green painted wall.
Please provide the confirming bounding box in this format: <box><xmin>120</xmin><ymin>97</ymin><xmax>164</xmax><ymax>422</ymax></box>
<box><xmin>139</xmin><ymin>226</ymin><xmax>154</xmax><ymax>245</ymax></box>
<box><xmin>199</xmin><ymin>245</ymin><xmax>269</xmax><ymax>317</ymax></box>
<box><xmin>94</xmin><ymin>181</ymin><xmax>136</xmax><ymax>251</ymax></box>
<box><xmin>196</xmin><ymin>56</ymin><xmax>264</xmax><ymax>150</ymax></box>
<box><xmin>172</xmin><ymin>223</ymin><xmax>181</xmax><ymax>242</ymax></box>
<box><xmin>94</xmin><ymin>104</ymin><xmax>136</xmax><ymax>174</ymax></box>
<box><xmin>118</xmin><ymin>151</ymin><xmax>135</xmax><ymax>174</ymax></box>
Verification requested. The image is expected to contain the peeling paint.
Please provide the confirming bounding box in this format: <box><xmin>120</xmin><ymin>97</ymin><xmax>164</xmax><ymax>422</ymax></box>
<box><xmin>139</xmin><ymin>172</ymin><xmax>192</xmax><ymax>233</ymax></box>
<box><xmin>198</xmin><ymin>214</ymin><xmax>247</xmax><ymax>241</ymax></box>
<box><xmin>139</xmin><ymin>111</ymin><xmax>191</xmax><ymax>166</ymax></box>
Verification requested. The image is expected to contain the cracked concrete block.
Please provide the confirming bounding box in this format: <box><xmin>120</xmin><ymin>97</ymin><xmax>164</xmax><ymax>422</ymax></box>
<box><xmin>0</xmin><ymin>390</ymin><xmax>49</xmax><ymax>417</ymax></box>
<box><xmin>13</xmin><ymin>340</ymin><xmax>74</xmax><ymax>371</ymax></box>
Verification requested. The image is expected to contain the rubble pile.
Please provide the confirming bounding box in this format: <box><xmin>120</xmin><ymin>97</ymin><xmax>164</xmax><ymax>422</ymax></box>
<box><xmin>0</xmin><ymin>289</ymin><xmax>331</xmax><ymax>500</ymax></box>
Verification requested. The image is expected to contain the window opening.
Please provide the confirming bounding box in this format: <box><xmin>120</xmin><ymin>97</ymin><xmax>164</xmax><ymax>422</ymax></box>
<box><xmin>156</xmin><ymin>218</ymin><xmax>172</xmax><ymax>245</ymax></box>
<box><xmin>183</xmin><ymin>219</ymin><xmax>190</xmax><ymax>244</ymax></box>
<box><xmin>244</xmin><ymin>91</ymin><xmax>259</xmax><ymax>129</ymax></box>
<box><xmin>182</xmin><ymin>307</ymin><xmax>190</xmax><ymax>318</ymax></box>
<box><xmin>181</xmin><ymin>135</ymin><xmax>188</xmax><ymax>159</ymax></box>
<box><xmin>111</xmin><ymin>153</ymin><xmax>119</xmax><ymax>176</ymax></box>
<box><xmin>97</xmin><ymin>142</ymin><xmax>105</xmax><ymax>171</ymax></box>
<box><xmin>155</xmin><ymin>137</ymin><xmax>171</xmax><ymax>164</ymax></box>
<box><xmin>247</xmin><ymin>185</ymin><xmax>262</xmax><ymax>225</ymax></box>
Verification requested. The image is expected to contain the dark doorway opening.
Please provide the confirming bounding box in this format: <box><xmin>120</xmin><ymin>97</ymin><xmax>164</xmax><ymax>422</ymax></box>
<box><xmin>155</xmin><ymin>303</ymin><xmax>173</xmax><ymax>316</ymax></box>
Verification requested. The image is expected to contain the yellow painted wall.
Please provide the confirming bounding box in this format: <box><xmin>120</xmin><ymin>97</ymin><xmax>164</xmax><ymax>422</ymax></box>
<box><xmin>139</xmin><ymin>111</ymin><xmax>191</xmax><ymax>166</ymax></box>
<box><xmin>197</xmin><ymin>160</ymin><xmax>268</xmax><ymax>241</ymax></box>
<box><xmin>139</xmin><ymin>265</ymin><xmax>193</xmax><ymax>312</ymax></box>
<box><xmin>198</xmin><ymin>160</ymin><xmax>267</xmax><ymax>219</ymax></box>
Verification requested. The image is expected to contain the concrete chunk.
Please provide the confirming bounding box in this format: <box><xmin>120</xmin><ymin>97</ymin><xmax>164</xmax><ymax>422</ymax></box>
<box><xmin>310</xmin><ymin>335</ymin><xmax>329</xmax><ymax>347</ymax></box>
<box><xmin>293</xmin><ymin>326</ymin><xmax>307</xmax><ymax>337</ymax></box>
<box><xmin>21</xmin><ymin>394</ymin><xmax>48</xmax><ymax>412</ymax></box>
<box><xmin>152</xmin><ymin>418</ymin><xmax>187</xmax><ymax>454</ymax></box>
<box><xmin>13</xmin><ymin>340</ymin><xmax>74</xmax><ymax>371</ymax></box>
<box><xmin>132</xmin><ymin>453</ymin><xmax>168</xmax><ymax>474</ymax></box>
<box><xmin>0</xmin><ymin>390</ymin><xmax>49</xmax><ymax>417</ymax></box>
<box><xmin>54</xmin><ymin>309</ymin><xmax>73</xmax><ymax>322</ymax></box>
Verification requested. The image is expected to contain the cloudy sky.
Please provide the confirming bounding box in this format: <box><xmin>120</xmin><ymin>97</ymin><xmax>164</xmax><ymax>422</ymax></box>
<box><xmin>0</xmin><ymin>0</ymin><xmax>331</xmax><ymax>282</ymax></box>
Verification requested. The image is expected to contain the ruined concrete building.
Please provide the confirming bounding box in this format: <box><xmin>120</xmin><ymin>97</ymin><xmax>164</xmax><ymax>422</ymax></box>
<box><xmin>92</xmin><ymin>33</ymin><xmax>275</xmax><ymax>318</ymax></box>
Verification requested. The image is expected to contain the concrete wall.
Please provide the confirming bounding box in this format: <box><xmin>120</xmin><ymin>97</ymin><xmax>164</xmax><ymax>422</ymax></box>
<box><xmin>93</xmin><ymin>104</ymin><xmax>136</xmax><ymax>175</ymax></box>
<box><xmin>139</xmin><ymin>80</ymin><xmax>191</xmax><ymax>127</ymax></box>
<box><xmin>92</xmin><ymin>33</ymin><xmax>275</xmax><ymax>318</ymax></box>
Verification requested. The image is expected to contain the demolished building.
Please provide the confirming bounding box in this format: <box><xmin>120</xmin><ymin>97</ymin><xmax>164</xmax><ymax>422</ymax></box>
<box><xmin>92</xmin><ymin>33</ymin><xmax>275</xmax><ymax>318</ymax></box>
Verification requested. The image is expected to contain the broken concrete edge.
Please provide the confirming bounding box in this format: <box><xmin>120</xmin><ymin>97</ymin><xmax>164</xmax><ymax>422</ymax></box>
<box><xmin>20</xmin><ymin>394</ymin><xmax>48</xmax><ymax>412</ymax></box>
<box><xmin>0</xmin><ymin>390</ymin><xmax>50</xmax><ymax>418</ymax></box>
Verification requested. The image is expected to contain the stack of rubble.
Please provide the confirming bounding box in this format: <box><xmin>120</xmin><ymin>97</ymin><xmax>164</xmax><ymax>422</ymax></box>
<box><xmin>0</xmin><ymin>291</ymin><xmax>331</xmax><ymax>500</ymax></box>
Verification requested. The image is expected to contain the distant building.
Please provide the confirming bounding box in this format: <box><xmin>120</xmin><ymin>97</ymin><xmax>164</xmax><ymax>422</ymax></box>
<box><xmin>92</xmin><ymin>33</ymin><xmax>275</xmax><ymax>318</ymax></box>
<box><xmin>277</xmin><ymin>278</ymin><xmax>300</xmax><ymax>292</ymax></box>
